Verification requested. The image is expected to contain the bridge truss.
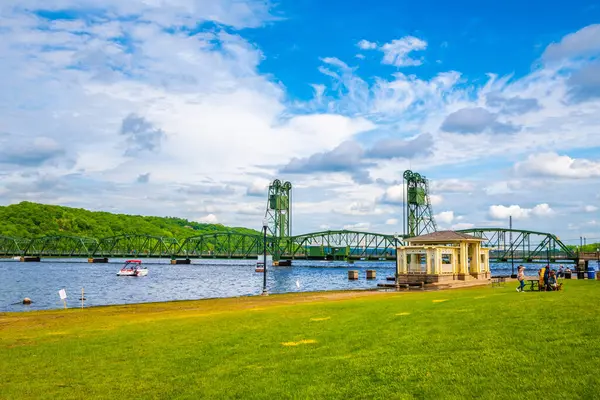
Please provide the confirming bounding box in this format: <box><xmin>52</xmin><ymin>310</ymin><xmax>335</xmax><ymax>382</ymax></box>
<box><xmin>280</xmin><ymin>230</ymin><xmax>398</xmax><ymax>260</ymax></box>
<box><xmin>94</xmin><ymin>235</ymin><xmax>180</xmax><ymax>258</ymax></box>
<box><xmin>0</xmin><ymin>231</ymin><xmax>401</xmax><ymax>261</ymax></box>
<box><xmin>24</xmin><ymin>235</ymin><xmax>99</xmax><ymax>257</ymax></box>
<box><xmin>0</xmin><ymin>229</ymin><xmax>576</xmax><ymax>263</ymax></box>
<box><xmin>456</xmin><ymin>228</ymin><xmax>576</xmax><ymax>262</ymax></box>
<box><xmin>0</xmin><ymin>235</ymin><xmax>30</xmax><ymax>256</ymax></box>
<box><xmin>177</xmin><ymin>232</ymin><xmax>267</xmax><ymax>259</ymax></box>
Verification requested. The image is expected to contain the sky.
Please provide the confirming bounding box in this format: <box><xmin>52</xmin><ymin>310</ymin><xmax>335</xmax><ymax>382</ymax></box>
<box><xmin>1</xmin><ymin>0</ymin><xmax>599</xmax><ymax>246</ymax></box>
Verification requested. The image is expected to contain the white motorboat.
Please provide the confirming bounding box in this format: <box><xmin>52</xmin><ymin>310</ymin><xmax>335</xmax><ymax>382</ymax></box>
<box><xmin>117</xmin><ymin>260</ymin><xmax>148</xmax><ymax>276</ymax></box>
<box><xmin>255</xmin><ymin>255</ymin><xmax>272</xmax><ymax>272</ymax></box>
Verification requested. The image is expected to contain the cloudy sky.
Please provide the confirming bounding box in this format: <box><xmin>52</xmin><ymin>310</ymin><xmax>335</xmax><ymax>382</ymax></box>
<box><xmin>1</xmin><ymin>0</ymin><xmax>599</xmax><ymax>245</ymax></box>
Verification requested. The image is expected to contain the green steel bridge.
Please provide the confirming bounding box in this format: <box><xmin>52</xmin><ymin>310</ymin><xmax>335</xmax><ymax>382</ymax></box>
<box><xmin>0</xmin><ymin>172</ymin><xmax>588</xmax><ymax>264</ymax></box>
<box><xmin>0</xmin><ymin>228</ymin><xmax>581</xmax><ymax>263</ymax></box>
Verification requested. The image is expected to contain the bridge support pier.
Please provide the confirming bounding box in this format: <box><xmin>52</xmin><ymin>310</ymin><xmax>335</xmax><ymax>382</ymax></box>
<box><xmin>20</xmin><ymin>256</ymin><xmax>40</xmax><ymax>262</ymax></box>
<box><xmin>88</xmin><ymin>258</ymin><xmax>108</xmax><ymax>263</ymax></box>
<box><xmin>171</xmin><ymin>259</ymin><xmax>191</xmax><ymax>265</ymax></box>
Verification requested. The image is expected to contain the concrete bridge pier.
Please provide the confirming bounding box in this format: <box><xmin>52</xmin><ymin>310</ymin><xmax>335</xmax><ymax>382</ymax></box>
<box><xmin>88</xmin><ymin>257</ymin><xmax>109</xmax><ymax>263</ymax></box>
<box><xmin>171</xmin><ymin>259</ymin><xmax>191</xmax><ymax>264</ymax></box>
<box><xmin>20</xmin><ymin>256</ymin><xmax>40</xmax><ymax>262</ymax></box>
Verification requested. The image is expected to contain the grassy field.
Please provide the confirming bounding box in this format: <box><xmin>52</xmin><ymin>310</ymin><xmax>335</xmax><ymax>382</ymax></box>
<box><xmin>2</xmin><ymin>281</ymin><xmax>600</xmax><ymax>399</ymax></box>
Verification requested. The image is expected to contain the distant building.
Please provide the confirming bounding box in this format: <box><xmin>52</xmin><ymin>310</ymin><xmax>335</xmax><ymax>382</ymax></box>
<box><xmin>396</xmin><ymin>230</ymin><xmax>491</xmax><ymax>285</ymax></box>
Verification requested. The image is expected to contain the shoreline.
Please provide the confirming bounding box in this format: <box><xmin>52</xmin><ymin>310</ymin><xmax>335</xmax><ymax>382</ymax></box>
<box><xmin>0</xmin><ymin>281</ymin><xmax>499</xmax><ymax>317</ymax></box>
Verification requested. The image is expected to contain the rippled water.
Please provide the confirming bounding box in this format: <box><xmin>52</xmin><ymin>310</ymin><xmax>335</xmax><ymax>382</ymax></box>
<box><xmin>0</xmin><ymin>258</ymin><xmax>576</xmax><ymax>312</ymax></box>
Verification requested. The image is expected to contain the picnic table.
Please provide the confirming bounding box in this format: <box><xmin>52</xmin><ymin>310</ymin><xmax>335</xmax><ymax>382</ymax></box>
<box><xmin>491</xmin><ymin>275</ymin><xmax>510</xmax><ymax>287</ymax></box>
<box><xmin>525</xmin><ymin>279</ymin><xmax>540</xmax><ymax>291</ymax></box>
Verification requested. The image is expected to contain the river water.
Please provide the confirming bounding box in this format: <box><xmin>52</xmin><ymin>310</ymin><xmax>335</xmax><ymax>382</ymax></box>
<box><xmin>0</xmin><ymin>259</ymin><xmax>579</xmax><ymax>312</ymax></box>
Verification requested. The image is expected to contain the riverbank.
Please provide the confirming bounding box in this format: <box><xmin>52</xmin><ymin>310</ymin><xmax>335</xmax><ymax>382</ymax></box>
<box><xmin>1</xmin><ymin>259</ymin><xmax>575</xmax><ymax>312</ymax></box>
<box><xmin>2</xmin><ymin>281</ymin><xmax>599</xmax><ymax>399</ymax></box>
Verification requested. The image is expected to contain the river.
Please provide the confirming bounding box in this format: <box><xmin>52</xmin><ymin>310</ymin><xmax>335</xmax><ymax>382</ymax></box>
<box><xmin>0</xmin><ymin>259</ymin><xmax>574</xmax><ymax>312</ymax></box>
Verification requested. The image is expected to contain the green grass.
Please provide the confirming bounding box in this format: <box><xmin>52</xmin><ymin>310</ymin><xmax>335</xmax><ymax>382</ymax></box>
<box><xmin>2</xmin><ymin>281</ymin><xmax>600</xmax><ymax>399</ymax></box>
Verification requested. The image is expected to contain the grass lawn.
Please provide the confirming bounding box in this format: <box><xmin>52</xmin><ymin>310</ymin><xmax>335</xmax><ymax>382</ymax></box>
<box><xmin>2</xmin><ymin>280</ymin><xmax>600</xmax><ymax>399</ymax></box>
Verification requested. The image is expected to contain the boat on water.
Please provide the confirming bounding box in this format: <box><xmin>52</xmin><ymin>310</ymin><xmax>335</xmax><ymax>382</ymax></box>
<box><xmin>255</xmin><ymin>255</ymin><xmax>272</xmax><ymax>272</ymax></box>
<box><xmin>117</xmin><ymin>260</ymin><xmax>148</xmax><ymax>276</ymax></box>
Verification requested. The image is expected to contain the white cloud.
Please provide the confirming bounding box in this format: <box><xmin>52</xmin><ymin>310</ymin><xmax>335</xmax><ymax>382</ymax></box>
<box><xmin>357</xmin><ymin>39</ymin><xmax>377</xmax><ymax>50</ymax></box>
<box><xmin>584</xmin><ymin>205</ymin><xmax>598</xmax><ymax>212</ymax></box>
<box><xmin>488</xmin><ymin>203</ymin><xmax>554</xmax><ymax>220</ymax></box>
<box><xmin>247</xmin><ymin>179</ymin><xmax>269</xmax><ymax>196</ymax></box>
<box><xmin>435</xmin><ymin>211</ymin><xmax>455</xmax><ymax>224</ymax></box>
<box><xmin>429</xmin><ymin>194</ymin><xmax>443</xmax><ymax>206</ymax></box>
<box><xmin>336</xmin><ymin>201</ymin><xmax>385</xmax><ymax>216</ymax></box>
<box><xmin>381</xmin><ymin>36</ymin><xmax>427</xmax><ymax>67</ymax></box>
<box><xmin>489</xmin><ymin>205</ymin><xmax>528</xmax><ymax>219</ymax></box>
<box><xmin>385</xmin><ymin>218</ymin><xmax>398</xmax><ymax>225</ymax></box>
<box><xmin>356</xmin><ymin>36</ymin><xmax>427</xmax><ymax>67</ymax></box>
<box><xmin>343</xmin><ymin>222</ymin><xmax>371</xmax><ymax>231</ymax></box>
<box><xmin>431</xmin><ymin>179</ymin><xmax>475</xmax><ymax>193</ymax></box>
<box><xmin>451</xmin><ymin>222</ymin><xmax>474</xmax><ymax>230</ymax></box>
<box><xmin>196</xmin><ymin>214</ymin><xmax>219</xmax><ymax>224</ymax></box>
<box><xmin>568</xmin><ymin>220</ymin><xmax>599</xmax><ymax>231</ymax></box>
<box><xmin>321</xmin><ymin>57</ymin><xmax>350</xmax><ymax>69</ymax></box>
<box><xmin>543</xmin><ymin>24</ymin><xmax>600</xmax><ymax>62</ymax></box>
<box><xmin>514</xmin><ymin>153</ymin><xmax>600</xmax><ymax>178</ymax></box>
<box><xmin>380</xmin><ymin>184</ymin><xmax>405</xmax><ymax>204</ymax></box>
<box><xmin>484</xmin><ymin>181</ymin><xmax>516</xmax><ymax>195</ymax></box>
<box><xmin>2</xmin><ymin>0</ymin><xmax>276</xmax><ymax>30</ymax></box>
<box><xmin>531</xmin><ymin>203</ymin><xmax>554</xmax><ymax>216</ymax></box>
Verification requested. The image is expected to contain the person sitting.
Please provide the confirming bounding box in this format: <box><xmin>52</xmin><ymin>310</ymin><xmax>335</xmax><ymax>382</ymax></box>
<box><xmin>557</xmin><ymin>265</ymin><xmax>565</xmax><ymax>278</ymax></box>
<box><xmin>548</xmin><ymin>271</ymin><xmax>557</xmax><ymax>291</ymax></box>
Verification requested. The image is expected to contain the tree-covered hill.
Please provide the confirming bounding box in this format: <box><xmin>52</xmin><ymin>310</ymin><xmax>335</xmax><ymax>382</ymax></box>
<box><xmin>0</xmin><ymin>202</ymin><xmax>259</xmax><ymax>239</ymax></box>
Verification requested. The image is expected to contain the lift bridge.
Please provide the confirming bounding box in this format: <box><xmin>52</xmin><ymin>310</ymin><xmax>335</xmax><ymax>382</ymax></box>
<box><xmin>0</xmin><ymin>172</ymin><xmax>580</xmax><ymax>263</ymax></box>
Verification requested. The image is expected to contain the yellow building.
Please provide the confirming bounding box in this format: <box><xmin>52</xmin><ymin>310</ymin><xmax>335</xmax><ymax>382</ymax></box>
<box><xmin>396</xmin><ymin>230</ymin><xmax>491</xmax><ymax>285</ymax></box>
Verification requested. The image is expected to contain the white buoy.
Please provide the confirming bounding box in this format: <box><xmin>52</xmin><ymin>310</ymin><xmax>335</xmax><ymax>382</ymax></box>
<box><xmin>296</xmin><ymin>280</ymin><xmax>300</xmax><ymax>288</ymax></box>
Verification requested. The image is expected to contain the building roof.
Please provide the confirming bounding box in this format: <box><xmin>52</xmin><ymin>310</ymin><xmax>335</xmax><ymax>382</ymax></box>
<box><xmin>405</xmin><ymin>230</ymin><xmax>485</xmax><ymax>243</ymax></box>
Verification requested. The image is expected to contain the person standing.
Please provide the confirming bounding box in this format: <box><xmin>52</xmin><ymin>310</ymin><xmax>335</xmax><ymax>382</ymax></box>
<box><xmin>516</xmin><ymin>266</ymin><xmax>526</xmax><ymax>292</ymax></box>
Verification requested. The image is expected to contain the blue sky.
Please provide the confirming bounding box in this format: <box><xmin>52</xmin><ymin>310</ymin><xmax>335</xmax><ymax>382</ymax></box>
<box><xmin>248</xmin><ymin>0</ymin><xmax>600</xmax><ymax>100</ymax></box>
<box><xmin>0</xmin><ymin>0</ymin><xmax>599</xmax><ymax>246</ymax></box>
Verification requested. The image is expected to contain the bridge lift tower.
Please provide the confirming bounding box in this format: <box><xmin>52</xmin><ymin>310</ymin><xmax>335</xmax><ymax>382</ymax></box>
<box><xmin>264</xmin><ymin>180</ymin><xmax>292</xmax><ymax>259</ymax></box>
<box><xmin>403</xmin><ymin>170</ymin><xmax>438</xmax><ymax>238</ymax></box>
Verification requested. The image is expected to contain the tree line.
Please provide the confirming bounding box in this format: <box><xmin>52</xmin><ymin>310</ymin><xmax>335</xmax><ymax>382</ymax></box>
<box><xmin>0</xmin><ymin>201</ymin><xmax>259</xmax><ymax>239</ymax></box>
